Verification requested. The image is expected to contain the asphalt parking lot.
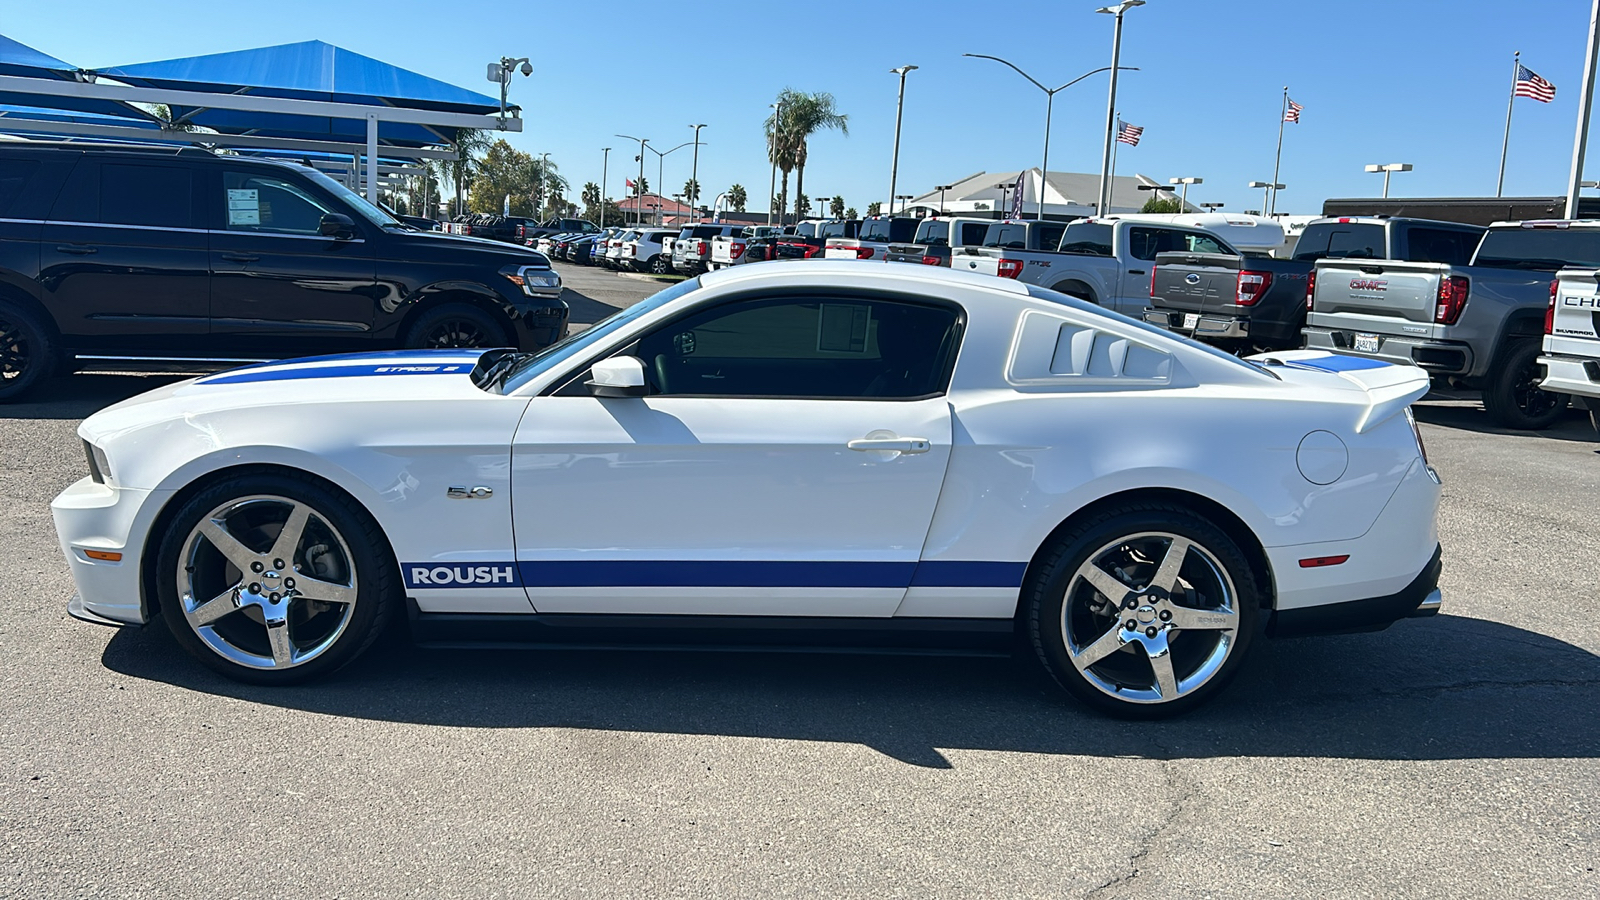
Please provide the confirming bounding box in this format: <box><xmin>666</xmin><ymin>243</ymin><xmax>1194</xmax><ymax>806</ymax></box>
<box><xmin>2</xmin><ymin>264</ymin><xmax>1596</xmax><ymax>899</ymax></box>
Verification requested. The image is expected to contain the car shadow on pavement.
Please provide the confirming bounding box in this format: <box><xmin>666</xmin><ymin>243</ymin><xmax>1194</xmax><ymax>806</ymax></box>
<box><xmin>99</xmin><ymin>613</ymin><xmax>1600</xmax><ymax>768</ymax></box>
<box><xmin>6</xmin><ymin>373</ymin><xmax>188</xmax><ymax>421</ymax></box>
<box><xmin>560</xmin><ymin>287</ymin><xmax>631</xmax><ymax>328</ymax></box>
<box><xmin>1413</xmin><ymin>400</ymin><xmax>1596</xmax><ymax>444</ymax></box>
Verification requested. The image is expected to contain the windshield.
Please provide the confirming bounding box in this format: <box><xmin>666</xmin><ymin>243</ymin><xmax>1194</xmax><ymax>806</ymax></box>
<box><xmin>303</xmin><ymin>169</ymin><xmax>404</xmax><ymax>228</ymax></box>
<box><xmin>1473</xmin><ymin>228</ymin><xmax>1600</xmax><ymax>270</ymax></box>
<box><xmin>499</xmin><ymin>279</ymin><xmax>703</xmax><ymax>393</ymax></box>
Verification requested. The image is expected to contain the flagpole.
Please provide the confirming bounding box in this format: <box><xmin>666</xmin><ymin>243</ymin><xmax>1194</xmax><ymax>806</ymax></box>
<box><xmin>1498</xmin><ymin>51</ymin><xmax>1521</xmax><ymax>198</ymax></box>
<box><xmin>1269</xmin><ymin>86</ymin><xmax>1287</xmax><ymax>215</ymax></box>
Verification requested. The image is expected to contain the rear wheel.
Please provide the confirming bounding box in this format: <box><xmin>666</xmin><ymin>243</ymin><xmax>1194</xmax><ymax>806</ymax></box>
<box><xmin>1483</xmin><ymin>341</ymin><xmax>1568</xmax><ymax>430</ymax></box>
<box><xmin>0</xmin><ymin>303</ymin><xmax>55</xmax><ymax>403</ymax></box>
<box><xmin>1025</xmin><ymin>503</ymin><xmax>1259</xmax><ymax>718</ymax></box>
<box><xmin>650</xmin><ymin>255</ymin><xmax>671</xmax><ymax>275</ymax></box>
<box><xmin>154</xmin><ymin>473</ymin><xmax>397</xmax><ymax>684</ymax></box>
<box><xmin>404</xmin><ymin>302</ymin><xmax>510</xmax><ymax>350</ymax></box>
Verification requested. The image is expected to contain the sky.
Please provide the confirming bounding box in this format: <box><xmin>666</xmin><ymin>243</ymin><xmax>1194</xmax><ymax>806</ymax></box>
<box><xmin>7</xmin><ymin>0</ymin><xmax>1600</xmax><ymax>215</ymax></box>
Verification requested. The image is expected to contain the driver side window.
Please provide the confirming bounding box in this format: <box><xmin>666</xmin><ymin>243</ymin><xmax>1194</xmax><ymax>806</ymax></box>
<box><xmin>626</xmin><ymin>296</ymin><xmax>962</xmax><ymax>399</ymax></box>
<box><xmin>222</xmin><ymin>171</ymin><xmax>335</xmax><ymax>235</ymax></box>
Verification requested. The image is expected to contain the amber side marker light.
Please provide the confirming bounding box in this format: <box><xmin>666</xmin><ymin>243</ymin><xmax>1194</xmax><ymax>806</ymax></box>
<box><xmin>1298</xmin><ymin>555</ymin><xmax>1350</xmax><ymax>568</ymax></box>
<box><xmin>83</xmin><ymin>550</ymin><xmax>123</xmax><ymax>562</ymax></box>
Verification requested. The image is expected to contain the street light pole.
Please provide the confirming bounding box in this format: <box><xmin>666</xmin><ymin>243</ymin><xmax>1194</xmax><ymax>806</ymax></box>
<box><xmin>617</xmin><ymin>134</ymin><xmax>649</xmax><ymax>225</ymax></box>
<box><xmin>600</xmin><ymin>147</ymin><xmax>610</xmax><ymax>226</ymax></box>
<box><xmin>768</xmin><ymin>102</ymin><xmax>784</xmax><ymax>226</ymax></box>
<box><xmin>1568</xmin><ymin>0</ymin><xmax>1600</xmax><ymax>218</ymax></box>
<box><xmin>1365</xmin><ymin>163</ymin><xmax>1413</xmax><ymax>198</ymax></box>
<box><xmin>1247</xmin><ymin>181</ymin><xmax>1283</xmax><ymax>214</ymax></box>
<box><xmin>689</xmin><ymin>124</ymin><xmax>706</xmax><ymax>219</ymax></box>
<box><xmin>1095</xmin><ymin>0</ymin><xmax>1145</xmax><ymax>216</ymax></box>
<box><xmin>646</xmin><ymin>141</ymin><xmax>697</xmax><ymax>226</ymax></box>
<box><xmin>888</xmin><ymin>65</ymin><xmax>918</xmax><ymax>222</ymax></box>
<box><xmin>935</xmin><ymin>184</ymin><xmax>953</xmax><ymax>216</ymax></box>
<box><xmin>1169</xmin><ymin>176</ymin><xmax>1202</xmax><ymax>208</ymax></box>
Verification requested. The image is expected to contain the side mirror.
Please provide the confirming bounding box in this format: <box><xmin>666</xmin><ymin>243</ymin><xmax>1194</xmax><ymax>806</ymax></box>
<box><xmin>586</xmin><ymin>356</ymin><xmax>650</xmax><ymax>398</ymax></box>
<box><xmin>319</xmin><ymin>213</ymin><xmax>356</xmax><ymax>239</ymax></box>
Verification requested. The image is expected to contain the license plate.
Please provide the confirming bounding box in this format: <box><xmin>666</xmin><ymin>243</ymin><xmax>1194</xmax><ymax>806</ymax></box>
<box><xmin>1182</xmin><ymin>313</ymin><xmax>1200</xmax><ymax>330</ymax></box>
<box><xmin>1353</xmin><ymin>333</ymin><xmax>1381</xmax><ymax>353</ymax></box>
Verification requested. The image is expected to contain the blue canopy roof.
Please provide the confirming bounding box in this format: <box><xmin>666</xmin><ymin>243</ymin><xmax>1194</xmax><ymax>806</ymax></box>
<box><xmin>97</xmin><ymin>41</ymin><xmax>505</xmax><ymax>147</ymax></box>
<box><xmin>0</xmin><ymin>33</ymin><xmax>158</xmax><ymax>123</ymax></box>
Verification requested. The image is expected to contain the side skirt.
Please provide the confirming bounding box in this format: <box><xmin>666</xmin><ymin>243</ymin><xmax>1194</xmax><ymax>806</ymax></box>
<box><xmin>407</xmin><ymin>601</ymin><xmax>1016</xmax><ymax>656</ymax></box>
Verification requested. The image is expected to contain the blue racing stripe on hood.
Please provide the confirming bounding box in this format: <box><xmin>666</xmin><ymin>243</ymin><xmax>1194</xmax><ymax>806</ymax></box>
<box><xmin>199</xmin><ymin>356</ymin><xmax>480</xmax><ymax>385</ymax></box>
<box><xmin>1284</xmin><ymin>355</ymin><xmax>1394</xmax><ymax>373</ymax></box>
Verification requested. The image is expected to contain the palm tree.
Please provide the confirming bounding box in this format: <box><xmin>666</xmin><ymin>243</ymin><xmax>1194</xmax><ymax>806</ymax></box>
<box><xmin>445</xmin><ymin>129</ymin><xmax>492</xmax><ymax>217</ymax></box>
<box><xmin>784</xmin><ymin>91</ymin><xmax>848</xmax><ymax>222</ymax></box>
<box><xmin>765</xmin><ymin>90</ymin><xmax>801</xmax><ymax>220</ymax></box>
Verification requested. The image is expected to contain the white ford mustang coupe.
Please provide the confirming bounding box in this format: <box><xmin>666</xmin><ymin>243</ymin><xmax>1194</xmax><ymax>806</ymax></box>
<box><xmin>54</xmin><ymin>261</ymin><xmax>1443</xmax><ymax>716</ymax></box>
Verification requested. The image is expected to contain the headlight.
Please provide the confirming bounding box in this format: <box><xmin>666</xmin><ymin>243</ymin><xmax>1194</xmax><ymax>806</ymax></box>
<box><xmin>503</xmin><ymin>266</ymin><xmax>561</xmax><ymax>295</ymax></box>
<box><xmin>84</xmin><ymin>441</ymin><xmax>112</xmax><ymax>485</ymax></box>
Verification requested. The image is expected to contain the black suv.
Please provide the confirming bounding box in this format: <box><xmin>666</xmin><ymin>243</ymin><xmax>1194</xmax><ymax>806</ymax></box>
<box><xmin>0</xmin><ymin>142</ymin><xmax>568</xmax><ymax>400</ymax></box>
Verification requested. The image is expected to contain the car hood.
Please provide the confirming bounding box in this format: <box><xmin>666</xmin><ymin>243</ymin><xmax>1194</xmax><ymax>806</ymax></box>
<box><xmin>384</xmin><ymin>229</ymin><xmax>551</xmax><ymax>264</ymax></box>
<box><xmin>81</xmin><ymin>350</ymin><xmax>494</xmax><ymax>445</ymax></box>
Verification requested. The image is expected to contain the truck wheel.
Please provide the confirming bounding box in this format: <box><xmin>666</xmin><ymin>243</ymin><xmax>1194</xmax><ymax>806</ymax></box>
<box><xmin>0</xmin><ymin>303</ymin><xmax>56</xmax><ymax>403</ymax></box>
<box><xmin>1482</xmin><ymin>341</ymin><xmax>1568</xmax><ymax>430</ymax></box>
<box><xmin>1052</xmin><ymin>283</ymin><xmax>1098</xmax><ymax>305</ymax></box>
<box><xmin>404</xmin><ymin>303</ymin><xmax>510</xmax><ymax>350</ymax></box>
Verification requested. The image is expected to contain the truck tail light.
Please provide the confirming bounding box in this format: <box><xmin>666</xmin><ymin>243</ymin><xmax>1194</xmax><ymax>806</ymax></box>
<box><xmin>921</xmin><ymin>255</ymin><xmax>943</xmax><ymax>266</ymax></box>
<box><xmin>1149</xmin><ymin>265</ymin><xmax>1158</xmax><ymax>299</ymax></box>
<box><xmin>1435</xmin><ymin>275</ymin><xmax>1470</xmax><ymax>325</ymax></box>
<box><xmin>697</xmin><ymin>241</ymin><xmax>709</xmax><ymax>255</ymax></box>
<box><xmin>1545</xmin><ymin>278</ymin><xmax>1558</xmax><ymax>334</ymax></box>
<box><xmin>1235</xmin><ymin>271</ymin><xmax>1273</xmax><ymax>306</ymax></box>
<box><xmin>856</xmin><ymin>247</ymin><xmax>874</xmax><ymax>259</ymax></box>
<box><xmin>516</xmin><ymin>225</ymin><xmax>526</xmax><ymax>238</ymax></box>
<box><xmin>731</xmin><ymin>241</ymin><xmax>746</xmax><ymax>259</ymax></box>
<box><xmin>997</xmin><ymin>258</ymin><xmax>1024</xmax><ymax>279</ymax></box>
<box><xmin>1305</xmin><ymin>270</ymin><xmax>1317</xmax><ymax>311</ymax></box>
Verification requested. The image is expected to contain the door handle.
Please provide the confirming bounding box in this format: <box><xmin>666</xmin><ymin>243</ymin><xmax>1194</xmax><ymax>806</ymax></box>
<box><xmin>847</xmin><ymin>437</ymin><xmax>931</xmax><ymax>454</ymax></box>
<box><xmin>1127</xmin><ymin>269</ymin><xmax>1146</xmax><ymax>275</ymax></box>
<box><xmin>220</xmin><ymin>252</ymin><xmax>260</xmax><ymax>263</ymax></box>
<box><xmin>55</xmin><ymin>245</ymin><xmax>96</xmax><ymax>255</ymax></box>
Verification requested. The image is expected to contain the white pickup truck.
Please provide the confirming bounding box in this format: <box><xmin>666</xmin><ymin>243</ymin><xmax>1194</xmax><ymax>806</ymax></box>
<box><xmin>1540</xmin><ymin>265</ymin><xmax>1600</xmax><ymax>431</ymax></box>
<box><xmin>823</xmin><ymin>216</ymin><xmax>920</xmax><ymax>261</ymax></box>
<box><xmin>709</xmin><ymin>225</ymin><xmax>783</xmax><ymax>270</ymax></box>
<box><xmin>967</xmin><ymin>217</ymin><xmax>1253</xmax><ymax>318</ymax></box>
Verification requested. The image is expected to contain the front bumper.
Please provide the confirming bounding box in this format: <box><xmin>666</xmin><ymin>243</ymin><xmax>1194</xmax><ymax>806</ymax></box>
<box><xmin>1304</xmin><ymin>327</ymin><xmax>1473</xmax><ymax>375</ymax></box>
<box><xmin>52</xmin><ymin>477</ymin><xmax>170</xmax><ymax>626</ymax></box>
<box><xmin>1538</xmin><ymin>353</ymin><xmax>1600</xmax><ymax>400</ymax></box>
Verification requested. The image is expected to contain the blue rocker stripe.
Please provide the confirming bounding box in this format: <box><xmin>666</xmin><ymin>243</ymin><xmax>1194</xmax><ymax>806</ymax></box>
<box><xmin>513</xmin><ymin>560</ymin><xmax>1027</xmax><ymax>589</ymax></box>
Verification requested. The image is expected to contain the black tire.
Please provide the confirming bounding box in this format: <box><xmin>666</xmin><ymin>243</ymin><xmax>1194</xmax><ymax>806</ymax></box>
<box><xmin>1482</xmin><ymin>341</ymin><xmax>1569</xmax><ymax>430</ymax></box>
<box><xmin>1051</xmin><ymin>283</ymin><xmax>1098</xmax><ymax>305</ymax></box>
<box><xmin>649</xmin><ymin>255</ymin><xmax>671</xmax><ymax>275</ymax></box>
<box><xmin>404</xmin><ymin>302</ymin><xmax>510</xmax><ymax>350</ymax></box>
<box><xmin>154</xmin><ymin>471</ymin><xmax>398</xmax><ymax>685</ymax></box>
<box><xmin>0</xmin><ymin>302</ymin><xmax>56</xmax><ymax>403</ymax></box>
<box><xmin>1024</xmin><ymin>502</ymin><xmax>1260</xmax><ymax>719</ymax></box>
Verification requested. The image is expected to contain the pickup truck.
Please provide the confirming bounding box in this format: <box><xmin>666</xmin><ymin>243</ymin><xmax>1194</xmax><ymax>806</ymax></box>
<box><xmin>886</xmin><ymin>217</ymin><xmax>991</xmax><ymax>267</ymax></box>
<box><xmin>775</xmin><ymin>219</ymin><xmax>860</xmax><ymax>260</ymax></box>
<box><xmin>1146</xmin><ymin>217</ymin><xmax>1484</xmax><ymax>352</ymax></box>
<box><xmin>709</xmin><ymin>225</ymin><xmax>783</xmax><ymax>270</ymax></box>
<box><xmin>966</xmin><ymin>217</ymin><xmax>1242</xmax><ymax>318</ymax></box>
<box><xmin>670</xmin><ymin>223</ymin><xmax>743</xmax><ymax>274</ymax></box>
<box><xmin>1540</xmin><ymin>266</ymin><xmax>1600</xmax><ymax>432</ymax></box>
<box><xmin>824</xmin><ymin>216</ymin><xmax>919</xmax><ymax>261</ymax></box>
<box><xmin>1303</xmin><ymin>220</ymin><xmax>1600</xmax><ymax>429</ymax></box>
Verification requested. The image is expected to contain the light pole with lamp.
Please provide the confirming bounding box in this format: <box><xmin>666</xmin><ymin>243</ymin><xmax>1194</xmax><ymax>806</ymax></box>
<box><xmin>813</xmin><ymin>196</ymin><xmax>833</xmax><ymax>220</ymax></box>
<box><xmin>995</xmin><ymin>182</ymin><xmax>1012</xmax><ymax>218</ymax></box>
<box><xmin>934</xmin><ymin>184</ymin><xmax>953</xmax><ymax>216</ymax></box>
<box><xmin>963</xmin><ymin>54</ymin><xmax>1139</xmax><ymax>220</ymax></box>
<box><xmin>1094</xmin><ymin>0</ymin><xmax>1145</xmax><ymax>216</ymax></box>
<box><xmin>1247</xmin><ymin>181</ymin><xmax>1283</xmax><ymax>216</ymax></box>
<box><xmin>1136</xmin><ymin>183</ymin><xmax>1176</xmax><ymax>209</ymax></box>
<box><xmin>1364</xmin><ymin>163</ymin><xmax>1412</xmax><ymax>198</ymax></box>
<box><xmin>646</xmin><ymin>141</ymin><xmax>696</xmax><ymax>225</ymax></box>
<box><xmin>688</xmin><ymin>124</ymin><xmax>707</xmax><ymax>219</ymax></box>
<box><xmin>616</xmin><ymin>134</ymin><xmax>649</xmax><ymax>225</ymax></box>
<box><xmin>767</xmin><ymin>102</ymin><xmax>785</xmax><ymax>226</ymax></box>
<box><xmin>1168</xmin><ymin>176</ymin><xmax>1202</xmax><ymax>207</ymax></box>
<box><xmin>534</xmin><ymin>151</ymin><xmax>550</xmax><ymax>218</ymax></box>
<box><xmin>599</xmin><ymin>147</ymin><xmax>610</xmax><ymax>226</ymax></box>
<box><xmin>895</xmin><ymin>194</ymin><xmax>913</xmax><ymax>215</ymax></box>
<box><xmin>1200</xmin><ymin>202</ymin><xmax>1225</xmax><ymax>212</ymax></box>
<box><xmin>888</xmin><ymin>65</ymin><xmax>918</xmax><ymax>223</ymax></box>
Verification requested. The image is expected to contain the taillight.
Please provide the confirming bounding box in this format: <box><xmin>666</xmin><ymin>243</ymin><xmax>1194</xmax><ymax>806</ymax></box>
<box><xmin>997</xmin><ymin>258</ymin><xmax>1023</xmax><ymax>279</ymax></box>
<box><xmin>697</xmin><ymin>241</ymin><xmax>709</xmax><ymax>255</ymax></box>
<box><xmin>1545</xmin><ymin>278</ymin><xmax>1558</xmax><ymax>334</ymax></box>
<box><xmin>1435</xmin><ymin>275</ymin><xmax>1470</xmax><ymax>325</ymax></box>
<box><xmin>1305</xmin><ymin>270</ymin><xmax>1317</xmax><ymax>311</ymax></box>
<box><xmin>856</xmin><ymin>247</ymin><xmax>874</xmax><ymax>259</ymax></box>
<box><xmin>517</xmin><ymin>225</ymin><xmax>526</xmax><ymax>237</ymax></box>
<box><xmin>1149</xmin><ymin>265</ymin><xmax>1158</xmax><ymax>299</ymax></box>
<box><xmin>921</xmin><ymin>255</ymin><xmax>943</xmax><ymax>266</ymax></box>
<box><xmin>731</xmin><ymin>241</ymin><xmax>746</xmax><ymax>259</ymax></box>
<box><xmin>1235</xmin><ymin>270</ymin><xmax>1273</xmax><ymax>306</ymax></box>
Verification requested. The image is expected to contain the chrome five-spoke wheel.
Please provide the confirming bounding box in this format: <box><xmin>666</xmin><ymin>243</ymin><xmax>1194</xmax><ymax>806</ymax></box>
<box><xmin>1063</xmin><ymin>532</ymin><xmax>1240</xmax><ymax>704</ymax></box>
<box><xmin>1027</xmin><ymin>505</ymin><xmax>1259</xmax><ymax>717</ymax></box>
<box><xmin>157</xmin><ymin>474</ymin><xmax>395</xmax><ymax>683</ymax></box>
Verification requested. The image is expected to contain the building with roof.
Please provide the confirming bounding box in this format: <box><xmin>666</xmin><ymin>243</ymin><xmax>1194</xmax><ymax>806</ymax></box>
<box><xmin>899</xmin><ymin>168</ymin><xmax>1196</xmax><ymax>220</ymax></box>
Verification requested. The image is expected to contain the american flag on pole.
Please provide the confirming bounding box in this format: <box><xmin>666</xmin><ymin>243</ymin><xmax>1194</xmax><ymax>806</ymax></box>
<box><xmin>1514</xmin><ymin>64</ymin><xmax>1557</xmax><ymax>102</ymax></box>
<box><xmin>1116</xmin><ymin>120</ymin><xmax>1143</xmax><ymax>146</ymax></box>
<box><xmin>1284</xmin><ymin>98</ymin><xmax>1304</xmax><ymax>123</ymax></box>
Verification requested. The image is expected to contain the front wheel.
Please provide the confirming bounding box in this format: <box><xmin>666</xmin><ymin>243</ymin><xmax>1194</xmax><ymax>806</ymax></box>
<box><xmin>155</xmin><ymin>473</ymin><xmax>398</xmax><ymax>684</ymax></box>
<box><xmin>0</xmin><ymin>303</ymin><xmax>56</xmax><ymax>403</ymax></box>
<box><xmin>404</xmin><ymin>302</ymin><xmax>510</xmax><ymax>350</ymax></box>
<box><xmin>650</xmin><ymin>255</ymin><xmax>671</xmax><ymax>275</ymax></box>
<box><xmin>1483</xmin><ymin>341</ymin><xmax>1569</xmax><ymax>430</ymax></box>
<box><xmin>1024</xmin><ymin>504</ymin><xmax>1259</xmax><ymax>718</ymax></box>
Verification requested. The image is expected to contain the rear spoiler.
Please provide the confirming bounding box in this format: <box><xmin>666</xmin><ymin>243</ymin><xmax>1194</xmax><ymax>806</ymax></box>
<box><xmin>1249</xmin><ymin>350</ymin><xmax>1431</xmax><ymax>434</ymax></box>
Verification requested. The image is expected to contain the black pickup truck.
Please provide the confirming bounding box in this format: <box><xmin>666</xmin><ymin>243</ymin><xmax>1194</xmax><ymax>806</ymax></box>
<box><xmin>1144</xmin><ymin>217</ymin><xmax>1484</xmax><ymax>352</ymax></box>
